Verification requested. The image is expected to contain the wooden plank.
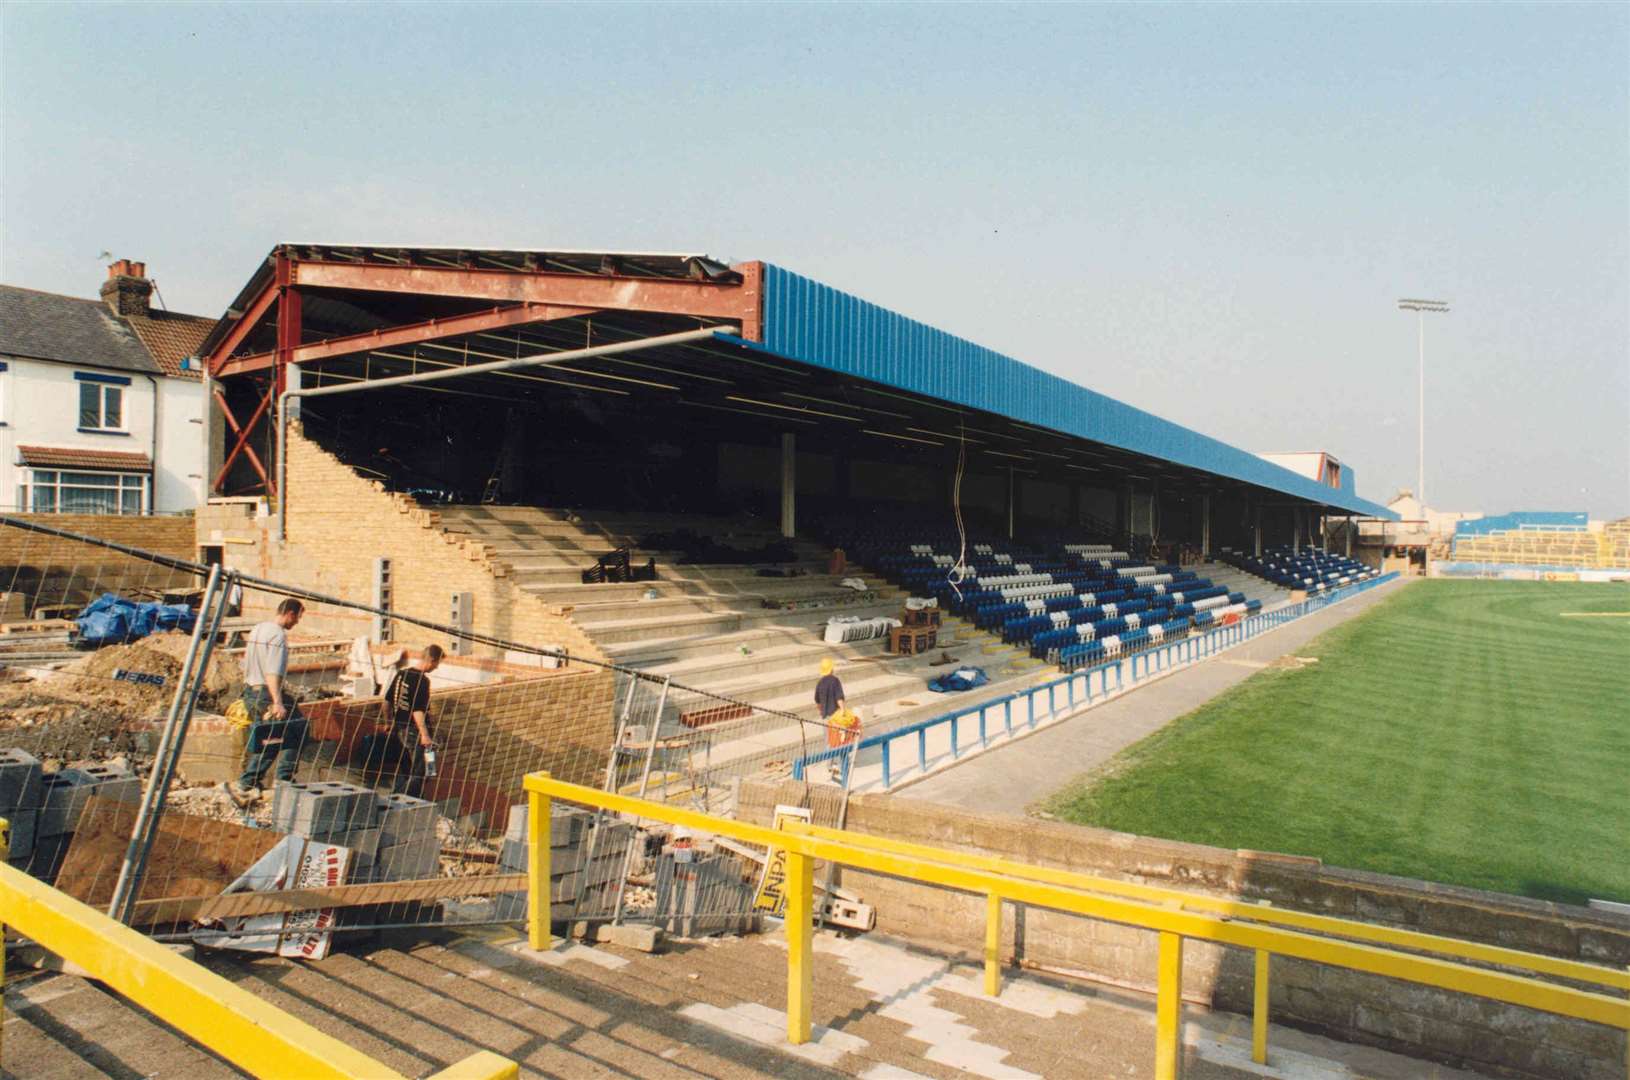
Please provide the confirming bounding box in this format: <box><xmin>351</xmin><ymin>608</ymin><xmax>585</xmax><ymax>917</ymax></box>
<box><xmin>57</xmin><ymin>797</ymin><xmax>285</xmax><ymax>918</ymax></box>
<box><xmin>137</xmin><ymin>873</ymin><xmax>527</xmax><ymax>921</ymax></box>
<box><xmin>0</xmin><ymin>618</ymin><xmax>77</xmax><ymax>635</ymax></box>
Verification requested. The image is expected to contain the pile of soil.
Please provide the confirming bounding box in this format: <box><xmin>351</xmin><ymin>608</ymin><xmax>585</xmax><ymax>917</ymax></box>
<box><xmin>67</xmin><ymin>632</ymin><xmax>243</xmax><ymax>707</ymax></box>
<box><xmin>0</xmin><ymin>633</ymin><xmax>243</xmax><ymax>766</ymax></box>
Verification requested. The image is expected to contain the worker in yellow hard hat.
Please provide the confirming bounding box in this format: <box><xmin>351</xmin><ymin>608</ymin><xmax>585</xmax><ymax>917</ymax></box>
<box><xmin>814</xmin><ymin>658</ymin><xmax>845</xmax><ymax>720</ymax></box>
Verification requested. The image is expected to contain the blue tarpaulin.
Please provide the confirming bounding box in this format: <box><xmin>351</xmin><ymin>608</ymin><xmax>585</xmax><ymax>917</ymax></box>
<box><xmin>928</xmin><ymin>666</ymin><xmax>990</xmax><ymax>694</ymax></box>
<box><xmin>76</xmin><ymin>593</ymin><xmax>196</xmax><ymax>648</ymax></box>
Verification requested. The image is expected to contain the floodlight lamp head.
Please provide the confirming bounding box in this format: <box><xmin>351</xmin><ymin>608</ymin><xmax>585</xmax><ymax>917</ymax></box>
<box><xmin>1397</xmin><ymin>298</ymin><xmax>1450</xmax><ymax>313</ymax></box>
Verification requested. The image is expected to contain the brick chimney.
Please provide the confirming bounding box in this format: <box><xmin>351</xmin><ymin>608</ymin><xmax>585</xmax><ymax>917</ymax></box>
<box><xmin>100</xmin><ymin>259</ymin><xmax>152</xmax><ymax>318</ymax></box>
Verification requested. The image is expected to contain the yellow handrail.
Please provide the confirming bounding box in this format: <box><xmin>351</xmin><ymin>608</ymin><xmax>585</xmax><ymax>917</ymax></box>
<box><xmin>779</xmin><ymin>817</ymin><xmax>1630</xmax><ymax>992</ymax></box>
<box><xmin>0</xmin><ymin>821</ymin><xmax>516</xmax><ymax>1080</ymax></box>
<box><xmin>523</xmin><ymin>771</ymin><xmax>1630</xmax><ymax>1080</ymax></box>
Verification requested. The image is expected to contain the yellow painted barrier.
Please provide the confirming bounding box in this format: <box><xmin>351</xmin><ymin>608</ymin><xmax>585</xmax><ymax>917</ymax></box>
<box><xmin>523</xmin><ymin>772</ymin><xmax>1630</xmax><ymax>1080</ymax></box>
<box><xmin>0</xmin><ymin>819</ymin><xmax>516</xmax><ymax>1080</ymax></box>
<box><xmin>781</xmin><ymin>816</ymin><xmax>1630</xmax><ymax>993</ymax></box>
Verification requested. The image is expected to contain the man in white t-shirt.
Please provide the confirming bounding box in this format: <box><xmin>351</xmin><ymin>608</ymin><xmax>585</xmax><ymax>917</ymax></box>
<box><xmin>228</xmin><ymin>598</ymin><xmax>307</xmax><ymax>802</ymax></box>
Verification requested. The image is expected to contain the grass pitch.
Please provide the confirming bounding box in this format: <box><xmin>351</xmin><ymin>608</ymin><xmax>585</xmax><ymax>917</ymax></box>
<box><xmin>1047</xmin><ymin>580</ymin><xmax>1630</xmax><ymax>904</ymax></box>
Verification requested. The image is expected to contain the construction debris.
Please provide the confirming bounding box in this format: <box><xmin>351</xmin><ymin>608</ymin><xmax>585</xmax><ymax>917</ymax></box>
<box><xmin>0</xmin><ymin>632</ymin><xmax>242</xmax><ymax>764</ymax></box>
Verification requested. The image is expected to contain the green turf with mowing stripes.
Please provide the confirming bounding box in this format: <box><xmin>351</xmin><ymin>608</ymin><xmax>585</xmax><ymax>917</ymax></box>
<box><xmin>1047</xmin><ymin>580</ymin><xmax>1630</xmax><ymax>904</ymax></box>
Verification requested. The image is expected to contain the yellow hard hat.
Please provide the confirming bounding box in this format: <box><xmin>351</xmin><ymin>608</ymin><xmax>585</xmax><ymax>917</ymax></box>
<box><xmin>819</xmin><ymin>658</ymin><xmax>835</xmax><ymax>676</ymax></box>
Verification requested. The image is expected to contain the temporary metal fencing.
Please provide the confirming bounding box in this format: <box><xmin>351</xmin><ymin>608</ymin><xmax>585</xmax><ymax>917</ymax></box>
<box><xmin>0</xmin><ymin>513</ymin><xmax>839</xmax><ymax>946</ymax></box>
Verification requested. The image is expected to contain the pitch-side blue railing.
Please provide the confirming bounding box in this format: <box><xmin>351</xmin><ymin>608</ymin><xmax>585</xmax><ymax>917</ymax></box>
<box><xmin>793</xmin><ymin>571</ymin><xmax>1400</xmax><ymax>789</ymax></box>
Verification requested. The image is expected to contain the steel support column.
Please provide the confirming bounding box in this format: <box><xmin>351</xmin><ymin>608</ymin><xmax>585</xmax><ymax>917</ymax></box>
<box><xmin>1254</xmin><ymin>502</ymin><xmax>1263</xmax><ymax>558</ymax></box>
<box><xmin>780</xmin><ymin>432</ymin><xmax>796</xmax><ymax>539</ymax></box>
<box><xmin>1202</xmin><ymin>494</ymin><xmax>1212</xmax><ymax>558</ymax></box>
<box><xmin>1007</xmin><ymin>467</ymin><xmax>1017</xmax><ymax>540</ymax></box>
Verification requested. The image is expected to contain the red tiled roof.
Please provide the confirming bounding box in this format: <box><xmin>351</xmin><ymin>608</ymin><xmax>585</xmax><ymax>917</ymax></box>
<box><xmin>17</xmin><ymin>445</ymin><xmax>153</xmax><ymax>471</ymax></box>
<box><xmin>124</xmin><ymin>310</ymin><xmax>213</xmax><ymax>379</ymax></box>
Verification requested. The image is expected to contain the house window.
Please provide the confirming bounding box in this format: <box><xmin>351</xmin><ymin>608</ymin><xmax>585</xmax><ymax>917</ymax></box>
<box><xmin>21</xmin><ymin>470</ymin><xmax>147</xmax><ymax>515</ymax></box>
<box><xmin>79</xmin><ymin>381</ymin><xmax>124</xmax><ymax>430</ymax></box>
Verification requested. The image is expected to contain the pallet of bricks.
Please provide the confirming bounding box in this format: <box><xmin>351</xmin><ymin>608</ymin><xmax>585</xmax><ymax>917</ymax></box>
<box><xmin>888</xmin><ymin>604</ymin><xmax>939</xmax><ymax>655</ymax></box>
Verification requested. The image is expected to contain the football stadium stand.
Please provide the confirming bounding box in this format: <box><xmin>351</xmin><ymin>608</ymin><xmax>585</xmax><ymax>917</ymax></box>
<box><xmin>1451</xmin><ymin>513</ymin><xmax>1630</xmax><ymax>570</ymax></box>
<box><xmin>1219</xmin><ymin>546</ymin><xmax>1379</xmax><ymax>594</ymax></box>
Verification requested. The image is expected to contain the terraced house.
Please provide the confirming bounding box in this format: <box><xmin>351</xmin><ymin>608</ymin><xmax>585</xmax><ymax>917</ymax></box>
<box><xmin>0</xmin><ymin>260</ymin><xmax>212</xmax><ymax>515</ymax></box>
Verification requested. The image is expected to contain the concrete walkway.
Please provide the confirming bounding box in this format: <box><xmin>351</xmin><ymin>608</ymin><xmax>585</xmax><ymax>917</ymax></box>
<box><xmin>895</xmin><ymin>578</ymin><xmax>1410</xmax><ymax>815</ymax></box>
<box><xmin>5</xmin><ymin>921</ymin><xmax>1487</xmax><ymax>1079</ymax></box>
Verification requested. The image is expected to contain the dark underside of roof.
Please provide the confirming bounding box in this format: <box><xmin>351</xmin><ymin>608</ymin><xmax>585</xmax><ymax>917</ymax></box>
<box><xmin>290</xmin><ymin>316</ymin><xmax>1350</xmax><ymax>514</ymax></box>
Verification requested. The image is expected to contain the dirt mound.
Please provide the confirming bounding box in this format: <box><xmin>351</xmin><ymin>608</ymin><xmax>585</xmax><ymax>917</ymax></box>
<box><xmin>0</xmin><ymin>633</ymin><xmax>244</xmax><ymax>766</ymax></box>
<box><xmin>61</xmin><ymin>632</ymin><xmax>242</xmax><ymax>710</ymax></box>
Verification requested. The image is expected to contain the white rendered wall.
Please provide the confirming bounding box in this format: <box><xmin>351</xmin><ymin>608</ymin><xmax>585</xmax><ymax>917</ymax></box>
<box><xmin>0</xmin><ymin>356</ymin><xmax>208</xmax><ymax>513</ymax></box>
<box><xmin>154</xmin><ymin>376</ymin><xmax>205</xmax><ymax>512</ymax></box>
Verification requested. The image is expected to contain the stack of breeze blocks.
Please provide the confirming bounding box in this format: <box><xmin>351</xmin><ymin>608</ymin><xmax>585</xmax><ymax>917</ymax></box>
<box><xmin>271</xmin><ymin>781</ymin><xmax>440</xmax><ymax>884</ymax></box>
<box><xmin>270</xmin><ymin>780</ymin><xmax>443</xmax><ymax>927</ymax></box>
<box><xmin>1</xmin><ymin>751</ymin><xmax>142</xmax><ymax>883</ymax></box>
<box><xmin>495</xmin><ymin>803</ymin><xmax>634</xmax><ymax>925</ymax></box>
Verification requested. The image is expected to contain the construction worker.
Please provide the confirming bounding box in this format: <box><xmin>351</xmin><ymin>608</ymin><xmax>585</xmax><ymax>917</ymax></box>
<box><xmin>813</xmin><ymin>657</ymin><xmax>846</xmax><ymax>723</ymax></box>
<box><xmin>379</xmin><ymin>644</ymin><xmax>443</xmax><ymax>797</ymax></box>
<box><xmin>227</xmin><ymin>598</ymin><xmax>306</xmax><ymax>803</ymax></box>
<box><xmin>814</xmin><ymin>657</ymin><xmax>855</xmax><ymax>781</ymax></box>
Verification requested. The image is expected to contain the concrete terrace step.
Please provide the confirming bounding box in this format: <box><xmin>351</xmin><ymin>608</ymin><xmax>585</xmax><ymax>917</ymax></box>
<box><xmin>521</xmin><ymin>572</ymin><xmax>898</xmax><ymax>606</ymax></box>
<box><xmin>580</xmin><ymin>596</ymin><xmax>907</xmax><ymax>646</ymax></box>
<box><xmin>603</xmin><ymin>623</ymin><xmax>857</xmax><ymax>667</ymax></box>
<box><xmin>642</xmin><ymin>637</ymin><xmax>889</xmax><ymax>684</ymax></box>
<box><xmin>505</xmin><ymin>560</ymin><xmax>832</xmax><ymax>586</ymax></box>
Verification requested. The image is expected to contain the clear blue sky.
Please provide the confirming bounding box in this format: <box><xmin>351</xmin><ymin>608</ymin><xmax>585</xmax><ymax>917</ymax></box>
<box><xmin>4</xmin><ymin>3</ymin><xmax>1626</xmax><ymax>516</ymax></box>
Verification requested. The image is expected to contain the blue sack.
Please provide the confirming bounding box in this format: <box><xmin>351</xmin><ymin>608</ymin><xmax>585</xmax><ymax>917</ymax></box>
<box><xmin>928</xmin><ymin>666</ymin><xmax>990</xmax><ymax>693</ymax></box>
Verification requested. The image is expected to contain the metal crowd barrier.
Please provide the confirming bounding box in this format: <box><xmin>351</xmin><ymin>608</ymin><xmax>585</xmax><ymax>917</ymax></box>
<box><xmin>794</xmin><ymin>571</ymin><xmax>1402</xmax><ymax>788</ymax></box>
<box><xmin>522</xmin><ymin>771</ymin><xmax>1629</xmax><ymax>1080</ymax></box>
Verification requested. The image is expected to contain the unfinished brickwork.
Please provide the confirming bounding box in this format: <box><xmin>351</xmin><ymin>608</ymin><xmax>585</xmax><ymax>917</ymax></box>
<box><xmin>302</xmin><ymin>667</ymin><xmax>614</xmax><ymax>830</ymax></box>
<box><xmin>739</xmin><ymin>780</ymin><xmax>1630</xmax><ymax>1080</ymax></box>
<box><xmin>0</xmin><ymin>513</ymin><xmax>198</xmax><ymax>614</ymax></box>
<box><xmin>194</xmin><ymin>424</ymin><xmax>607</xmax><ymax>662</ymax></box>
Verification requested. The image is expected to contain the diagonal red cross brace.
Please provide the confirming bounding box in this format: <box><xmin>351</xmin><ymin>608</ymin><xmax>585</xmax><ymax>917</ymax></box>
<box><xmin>213</xmin><ymin>383</ymin><xmax>274</xmax><ymax>494</ymax></box>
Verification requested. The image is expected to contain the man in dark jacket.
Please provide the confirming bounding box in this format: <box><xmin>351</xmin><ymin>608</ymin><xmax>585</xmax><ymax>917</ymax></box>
<box><xmin>368</xmin><ymin>644</ymin><xmax>442</xmax><ymax>796</ymax></box>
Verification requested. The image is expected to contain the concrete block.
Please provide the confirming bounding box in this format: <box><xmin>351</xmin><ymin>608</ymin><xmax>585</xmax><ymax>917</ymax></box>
<box><xmin>375</xmin><ymin>793</ymin><xmax>436</xmax><ymax>847</ymax></box>
<box><xmin>504</xmin><ymin>802</ymin><xmax>589</xmax><ymax>846</ymax></box>
<box><xmin>595</xmin><ymin>923</ymin><xmax>661</xmax><ymax>952</ymax></box>
<box><xmin>39</xmin><ymin>770</ymin><xmax>98</xmax><ymax>837</ymax></box>
<box><xmin>38</xmin><ymin>764</ymin><xmax>142</xmax><ymax>830</ymax></box>
<box><xmin>4</xmin><ymin>810</ymin><xmax>37</xmax><ymax>861</ymax></box>
<box><xmin>370</xmin><ymin>835</ymin><xmax>441</xmax><ymax>881</ymax></box>
<box><xmin>499</xmin><ymin>837</ymin><xmax>528</xmax><ymax>873</ymax></box>
<box><xmin>0</xmin><ymin>749</ymin><xmax>43</xmax><ymax>811</ymax></box>
<box><xmin>318</xmin><ymin>827</ymin><xmax>380</xmax><ymax>863</ymax></box>
<box><xmin>19</xmin><ymin>833</ymin><xmax>73</xmax><ymax>884</ymax></box>
<box><xmin>272</xmin><ymin>780</ymin><xmax>378</xmax><ymax>836</ymax></box>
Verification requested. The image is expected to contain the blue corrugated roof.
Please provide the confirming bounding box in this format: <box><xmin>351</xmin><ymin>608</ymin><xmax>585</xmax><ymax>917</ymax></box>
<box><xmin>727</xmin><ymin>264</ymin><xmax>1394</xmax><ymax>519</ymax></box>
